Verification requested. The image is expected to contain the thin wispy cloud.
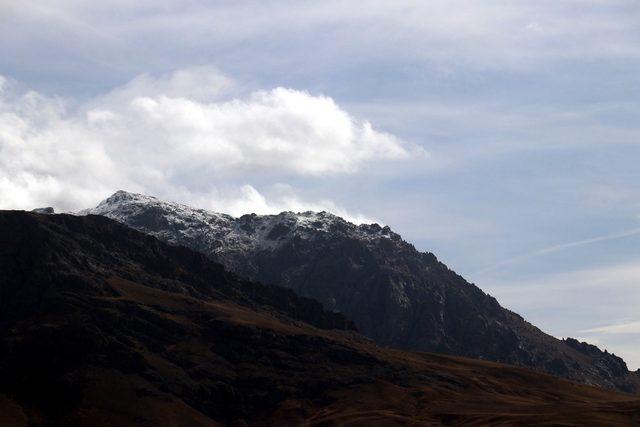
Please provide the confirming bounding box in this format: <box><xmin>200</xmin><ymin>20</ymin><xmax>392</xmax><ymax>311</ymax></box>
<box><xmin>583</xmin><ymin>321</ymin><xmax>640</xmax><ymax>335</ymax></box>
<box><xmin>474</xmin><ymin>227</ymin><xmax>640</xmax><ymax>276</ymax></box>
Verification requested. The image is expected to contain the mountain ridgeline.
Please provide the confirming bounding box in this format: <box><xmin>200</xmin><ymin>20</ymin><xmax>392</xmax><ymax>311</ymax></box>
<box><xmin>3</xmin><ymin>210</ymin><xmax>640</xmax><ymax>425</ymax></box>
<box><xmin>84</xmin><ymin>191</ymin><xmax>639</xmax><ymax>393</ymax></box>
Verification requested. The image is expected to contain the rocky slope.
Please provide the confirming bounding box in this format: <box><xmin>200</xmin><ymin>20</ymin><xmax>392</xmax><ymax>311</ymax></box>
<box><xmin>2</xmin><ymin>210</ymin><xmax>640</xmax><ymax>426</ymax></box>
<box><xmin>83</xmin><ymin>191</ymin><xmax>640</xmax><ymax>393</ymax></box>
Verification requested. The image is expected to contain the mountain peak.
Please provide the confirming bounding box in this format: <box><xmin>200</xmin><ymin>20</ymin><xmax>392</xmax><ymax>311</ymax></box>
<box><xmin>82</xmin><ymin>192</ymin><xmax>639</xmax><ymax>393</ymax></box>
<box><xmin>102</xmin><ymin>190</ymin><xmax>158</xmax><ymax>204</ymax></box>
<box><xmin>87</xmin><ymin>191</ymin><xmax>401</xmax><ymax>252</ymax></box>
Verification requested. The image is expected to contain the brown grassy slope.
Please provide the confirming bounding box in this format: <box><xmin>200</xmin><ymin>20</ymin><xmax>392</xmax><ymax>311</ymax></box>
<box><xmin>3</xmin><ymin>276</ymin><xmax>639</xmax><ymax>426</ymax></box>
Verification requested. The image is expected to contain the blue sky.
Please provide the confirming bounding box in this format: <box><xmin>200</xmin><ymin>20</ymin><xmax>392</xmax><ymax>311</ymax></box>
<box><xmin>1</xmin><ymin>1</ymin><xmax>639</xmax><ymax>368</ymax></box>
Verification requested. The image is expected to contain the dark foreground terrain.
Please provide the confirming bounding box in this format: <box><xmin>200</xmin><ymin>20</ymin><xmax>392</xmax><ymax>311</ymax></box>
<box><xmin>1</xmin><ymin>211</ymin><xmax>639</xmax><ymax>426</ymax></box>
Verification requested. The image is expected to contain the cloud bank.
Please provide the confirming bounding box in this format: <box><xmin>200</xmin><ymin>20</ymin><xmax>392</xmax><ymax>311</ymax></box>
<box><xmin>5</xmin><ymin>0</ymin><xmax>640</xmax><ymax>88</ymax></box>
<box><xmin>0</xmin><ymin>68</ymin><xmax>419</xmax><ymax>219</ymax></box>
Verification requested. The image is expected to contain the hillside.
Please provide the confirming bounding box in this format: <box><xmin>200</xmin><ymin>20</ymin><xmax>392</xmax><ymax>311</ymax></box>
<box><xmin>83</xmin><ymin>190</ymin><xmax>640</xmax><ymax>393</ymax></box>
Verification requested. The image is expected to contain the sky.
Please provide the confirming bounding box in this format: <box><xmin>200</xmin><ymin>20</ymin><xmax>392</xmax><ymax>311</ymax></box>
<box><xmin>1</xmin><ymin>0</ymin><xmax>639</xmax><ymax>368</ymax></box>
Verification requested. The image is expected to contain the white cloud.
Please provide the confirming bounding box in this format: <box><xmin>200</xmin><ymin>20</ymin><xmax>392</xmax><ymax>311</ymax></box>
<box><xmin>0</xmin><ymin>68</ymin><xmax>417</xmax><ymax>216</ymax></box>
<box><xmin>96</xmin><ymin>85</ymin><xmax>412</xmax><ymax>176</ymax></box>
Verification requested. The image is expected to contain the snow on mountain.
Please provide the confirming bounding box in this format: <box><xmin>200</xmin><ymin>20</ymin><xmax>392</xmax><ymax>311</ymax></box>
<box><xmin>84</xmin><ymin>190</ymin><xmax>398</xmax><ymax>255</ymax></box>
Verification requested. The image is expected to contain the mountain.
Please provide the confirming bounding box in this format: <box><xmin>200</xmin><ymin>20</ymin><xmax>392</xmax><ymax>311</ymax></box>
<box><xmin>2</xmin><ymin>210</ymin><xmax>640</xmax><ymax>426</ymax></box>
<box><xmin>84</xmin><ymin>190</ymin><xmax>640</xmax><ymax>393</ymax></box>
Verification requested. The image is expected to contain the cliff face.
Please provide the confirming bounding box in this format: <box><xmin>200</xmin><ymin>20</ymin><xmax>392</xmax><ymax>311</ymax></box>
<box><xmin>84</xmin><ymin>191</ymin><xmax>639</xmax><ymax>393</ymax></box>
<box><xmin>1</xmin><ymin>210</ymin><xmax>640</xmax><ymax>426</ymax></box>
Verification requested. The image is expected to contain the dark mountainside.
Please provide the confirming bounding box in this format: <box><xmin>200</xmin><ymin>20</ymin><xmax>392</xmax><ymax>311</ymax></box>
<box><xmin>1</xmin><ymin>211</ymin><xmax>640</xmax><ymax>426</ymax></box>
<box><xmin>85</xmin><ymin>191</ymin><xmax>640</xmax><ymax>393</ymax></box>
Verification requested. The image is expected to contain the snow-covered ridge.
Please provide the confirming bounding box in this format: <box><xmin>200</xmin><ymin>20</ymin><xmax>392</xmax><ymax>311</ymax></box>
<box><xmin>82</xmin><ymin>190</ymin><xmax>399</xmax><ymax>255</ymax></box>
